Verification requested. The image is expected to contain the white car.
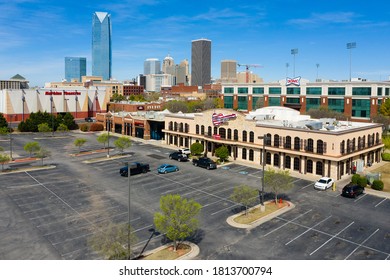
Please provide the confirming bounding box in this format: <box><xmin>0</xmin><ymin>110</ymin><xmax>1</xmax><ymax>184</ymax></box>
<box><xmin>178</xmin><ymin>148</ymin><xmax>191</xmax><ymax>155</ymax></box>
<box><xmin>314</xmin><ymin>177</ymin><xmax>334</xmax><ymax>190</ymax></box>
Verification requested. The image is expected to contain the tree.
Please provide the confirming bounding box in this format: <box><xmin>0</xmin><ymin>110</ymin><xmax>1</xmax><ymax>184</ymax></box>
<box><xmin>383</xmin><ymin>136</ymin><xmax>390</xmax><ymax>150</ymax></box>
<box><xmin>306</xmin><ymin>106</ymin><xmax>347</xmax><ymax>120</ymax></box>
<box><xmin>255</xmin><ymin>96</ymin><xmax>265</xmax><ymax>109</ymax></box>
<box><xmin>215</xmin><ymin>145</ymin><xmax>229</xmax><ymax>163</ymax></box>
<box><xmin>74</xmin><ymin>138</ymin><xmax>87</xmax><ymax>152</ymax></box>
<box><xmin>230</xmin><ymin>185</ymin><xmax>258</xmax><ymax>215</ymax></box>
<box><xmin>97</xmin><ymin>133</ymin><xmax>110</xmax><ymax>149</ymax></box>
<box><xmin>38</xmin><ymin>123</ymin><xmax>52</xmax><ymax>133</ymax></box>
<box><xmin>371</xmin><ymin>114</ymin><xmax>390</xmax><ymax>133</ymax></box>
<box><xmin>264</xmin><ymin>168</ymin><xmax>294</xmax><ymax>204</ymax></box>
<box><xmin>36</xmin><ymin>148</ymin><xmax>51</xmax><ymax>166</ymax></box>
<box><xmin>379</xmin><ymin>98</ymin><xmax>390</xmax><ymax>116</ymax></box>
<box><xmin>0</xmin><ymin>113</ymin><xmax>8</xmax><ymax>128</ymax></box>
<box><xmin>154</xmin><ymin>194</ymin><xmax>201</xmax><ymax>251</ymax></box>
<box><xmin>113</xmin><ymin>136</ymin><xmax>131</xmax><ymax>155</ymax></box>
<box><xmin>164</xmin><ymin>100</ymin><xmax>188</xmax><ymax>113</ymax></box>
<box><xmin>190</xmin><ymin>142</ymin><xmax>203</xmax><ymax>156</ymax></box>
<box><xmin>56</xmin><ymin>123</ymin><xmax>69</xmax><ymax>133</ymax></box>
<box><xmin>24</xmin><ymin>142</ymin><xmax>41</xmax><ymax>157</ymax></box>
<box><xmin>0</xmin><ymin>153</ymin><xmax>10</xmax><ymax>171</ymax></box>
<box><xmin>88</xmin><ymin>222</ymin><xmax>137</xmax><ymax>260</ymax></box>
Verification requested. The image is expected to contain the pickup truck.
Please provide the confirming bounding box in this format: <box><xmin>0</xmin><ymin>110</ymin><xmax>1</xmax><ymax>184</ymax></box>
<box><xmin>192</xmin><ymin>157</ymin><xmax>217</xmax><ymax>170</ymax></box>
<box><xmin>119</xmin><ymin>162</ymin><xmax>150</xmax><ymax>176</ymax></box>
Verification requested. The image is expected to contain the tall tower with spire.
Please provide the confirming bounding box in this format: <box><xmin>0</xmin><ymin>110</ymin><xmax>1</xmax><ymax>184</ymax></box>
<box><xmin>92</xmin><ymin>12</ymin><xmax>112</xmax><ymax>80</ymax></box>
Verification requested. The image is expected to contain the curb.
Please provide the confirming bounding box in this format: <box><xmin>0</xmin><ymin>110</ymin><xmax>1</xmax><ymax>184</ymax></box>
<box><xmin>0</xmin><ymin>164</ymin><xmax>57</xmax><ymax>175</ymax></box>
<box><xmin>226</xmin><ymin>201</ymin><xmax>296</xmax><ymax>229</ymax></box>
<box><xmin>141</xmin><ymin>241</ymin><xmax>200</xmax><ymax>260</ymax></box>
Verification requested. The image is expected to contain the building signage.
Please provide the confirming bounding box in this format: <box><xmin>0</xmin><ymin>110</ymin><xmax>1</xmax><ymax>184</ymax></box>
<box><xmin>45</xmin><ymin>91</ymin><xmax>81</xmax><ymax>95</ymax></box>
<box><xmin>286</xmin><ymin>76</ymin><xmax>301</xmax><ymax>86</ymax></box>
<box><xmin>212</xmin><ymin>112</ymin><xmax>237</xmax><ymax>126</ymax></box>
<box><xmin>137</xmin><ymin>106</ymin><xmax>145</xmax><ymax>110</ymax></box>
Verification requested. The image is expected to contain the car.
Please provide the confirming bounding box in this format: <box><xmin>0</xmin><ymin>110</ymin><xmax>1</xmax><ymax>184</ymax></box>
<box><xmin>119</xmin><ymin>162</ymin><xmax>150</xmax><ymax>176</ymax></box>
<box><xmin>314</xmin><ymin>177</ymin><xmax>334</xmax><ymax>190</ymax></box>
<box><xmin>169</xmin><ymin>151</ymin><xmax>188</xmax><ymax>162</ymax></box>
<box><xmin>178</xmin><ymin>148</ymin><xmax>191</xmax><ymax>155</ymax></box>
<box><xmin>342</xmin><ymin>184</ymin><xmax>365</xmax><ymax>198</ymax></box>
<box><xmin>192</xmin><ymin>157</ymin><xmax>217</xmax><ymax>170</ymax></box>
<box><xmin>157</xmin><ymin>164</ymin><xmax>179</xmax><ymax>174</ymax></box>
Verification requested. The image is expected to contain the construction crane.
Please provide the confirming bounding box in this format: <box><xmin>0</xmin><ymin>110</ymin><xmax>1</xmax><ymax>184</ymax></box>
<box><xmin>237</xmin><ymin>63</ymin><xmax>263</xmax><ymax>83</ymax></box>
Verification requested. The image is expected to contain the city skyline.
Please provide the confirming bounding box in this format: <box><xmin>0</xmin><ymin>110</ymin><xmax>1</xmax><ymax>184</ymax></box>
<box><xmin>1</xmin><ymin>0</ymin><xmax>390</xmax><ymax>87</ymax></box>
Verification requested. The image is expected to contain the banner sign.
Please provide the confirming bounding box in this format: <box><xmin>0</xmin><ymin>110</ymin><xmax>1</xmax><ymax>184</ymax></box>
<box><xmin>45</xmin><ymin>91</ymin><xmax>81</xmax><ymax>95</ymax></box>
<box><xmin>286</xmin><ymin>76</ymin><xmax>301</xmax><ymax>86</ymax></box>
<box><xmin>212</xmin><ymin>113</ymin><xmax>236</xmax><ymax>126</ymax></box>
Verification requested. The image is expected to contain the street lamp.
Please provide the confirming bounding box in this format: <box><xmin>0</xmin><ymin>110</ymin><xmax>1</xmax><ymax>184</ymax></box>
<box><xmin>291</xmin><ymin>48</ymin><xmax>298</xmax><ymax>77</ymax></box>
<box><xmin>22</xmin><ymin>90</ymin><xmax>26</xmax><ymax>121</ymax></box>
<box><xmin>258</xmin><ymin>134</ymin><xmax>269</xmax><ymax>210</ymax></box>
<box><xmin>50</xmin><ymin>92</ymin><xmax>54</xmax><ymax>136</ymax></box>
<box><xmin>75</xmin><ymin>94</ymin><xmax>78</xmax><ymax>119</ymax></box>
<box><xmin>136</xmin><ymin>228</ymin><xmax>160</xmax><ymax>259</ymax></box>
<box><xmin>347</xmin><ymin>42</ymin><xmax>356</xmax><ymax>82</ymax></box>
<box><xmin>9</xmin><ymin>115</ymin><xmax>14</xmax><ymax>161</ymax></box>
<box><xmin>107</xmin><ymin>116</ymin><xmax>111</xmax><ymax>158</ymax></box>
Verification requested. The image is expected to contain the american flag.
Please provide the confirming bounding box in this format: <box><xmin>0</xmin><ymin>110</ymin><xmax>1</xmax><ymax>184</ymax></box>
<box><xmin>212</xmin><ymin>113</ymin><xmax>236</xmax><ymax>126</ymax></box>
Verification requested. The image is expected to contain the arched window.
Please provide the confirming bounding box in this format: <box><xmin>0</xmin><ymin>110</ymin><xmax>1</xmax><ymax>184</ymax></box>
<box><xmin>274</xmin><ymin>135</ymin><xmax>280</xmax><ymax>147</ymax></box>
<box><xmin>184</xmin><ymin>123</ymin><xmax>189</xmax><ymax>133</ymax></box>
<box><xmin>208</xmin><ymin>126</ymin><xmax>212</xmax><ymax>137</ymax></box>
<box><xmin>196</xmin><ymin>125</ymin><xmax>199</xmax><ymax>134</ymax></box>
<box><xmin>347</xmin><ymin>139</ymin><xmax>351</xmax><ymax>153</ymax></box>
<box><xmin>227</xmin><ymin>129</ymin><xmax>232</xmax><ymax>140</ymax></box>
<box><xmin>242</xmin><ymin>148</ymin><xmax>247</xmax><ymax>160</ymax></box>
<box><xmin>266</xmin><ymin>152</ymin><xmax>271</xmax><ymax>164</ymax></box>
<box><xmin>242</xmin><ymin>131</ymin><xmax>247</xmax><ymax>142</ymax></box>
<box><xmin>358</xmin><ymin>137</ymin><xmax>361</xmax><ymax>150</ymax></box>
<box><xmin>234</xmin><ymin>129</ymin><xmax>239</xmax><ymax>141</ymax></box>
<box><xmin>266</xmin><ymin>133</ymin><xmax>272</xmax><ymax>145</ymax></box>
<box><xmin>179</xmin><ymin>123</ymin><xmax>184</xmax><ymax>132</ymax></box>
<box><xmin>316</xmin><ymin>161</ymin><xmax>323</xmax><ymax>175</ymax></box>
<box><xmin>219</xmin><ymin>128</ymin><xmax>226</xmax><ymax>139</ymax></box>
<box><xmin>362</xmin><ymin>136</ymin><xmax>366</xmax><ymax>148</ymax></box>
<box><xmin>285</xmin><ymin>136</ymin><xmax>291</xmax><ymax>149</ymax></box>
<box><xmin>294</xmin><ymin>137</ymin><xmax>300</xmax><ymax>150</ymax></box>
<box><xmin>213</xmin><ymin>126</ymin><xmax>218</xmax><ymax>135</ymax></box>
<box><xmin>201</xmin><ymin>125</ymin><xmax>205</xmax><ymax>135</ymax></box>
<box><xmin>293</xmin><ymin>157</ymin><xmax>300</xmax><ymax>171</ymax></box>
<box><xmin>285</xmin><ymin>156</ymin><xmax>291</xmax><ymax>169</ymax></box>
<box><xmin>169</xmin><ymin>121</ymin><xmax>173</xmax><ymax>130</ymax></box>
<box><xmin>340</xmin><ymin>140</ymin><xmax>345</xmax><ymax>154</ymax></box>
<box><xmin>352</xmin><ymin>138</ymin><xmax>356</xmax><ymax>151</ymax></box>
<box><xmin>249</xmin><ymin>131</ymin><xmax>254</xmax><ymax>143</ymax></box>
<box><xmin>273</xmin><ymin>154</ymin><xmax>280</xmax><ymax>167</ymax></box>
<box><xmin>317</xmin><ymin>140</ymin><xmax>324</xmax><ymax>154</ymax></box>
<box><xmin>249</xmin><ymin>149</ymin><xmax>254</xmax><ymax>161</ymax></box>
<box><xmin>306</xmin><ymin>159</ymin><xmax>313</xmax><ymax>173</ymax></box>
<box><xmin>376</xmin><ymin>132</ymin><xmax>380</xmax><ymax>144</ymax></box>
<box><xmin>307</xmin><ymin>139</ymin><xmax>314</xmax><ymax>152</ymax></box>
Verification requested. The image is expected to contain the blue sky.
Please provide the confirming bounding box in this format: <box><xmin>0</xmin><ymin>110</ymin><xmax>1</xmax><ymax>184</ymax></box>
<box><xmin>1</xmin><ymin>0</ymin><xmax>390</xmax><ymax>87</ymax></box>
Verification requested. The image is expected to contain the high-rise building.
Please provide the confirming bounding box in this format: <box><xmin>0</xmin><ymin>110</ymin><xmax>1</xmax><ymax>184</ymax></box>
<box><xmin>176</xmin><ymin>59</ymin><xmax>189</xmax><ymax>85</ymax></box>
<box><xmin>191</xmin><ymin>39</ymin><xmax>211</xmax><ymax>87</ymax></box>
<box><xmin>144</xmin><ymin>58</ymin><xmax>161</xmax><ymax>75</ymax></box>
<box><xmin>221</xmin><ymin>60</ymin><xmax>237</xmax><ymax>82</ymax></box>
<box><xmin>92</xmin><ymin>12</ymin><xmax>112</xmax><ymax>80</ymax></box>
<box><xmin>65</xmin><ymin>57</ymin><xmax>86</xmax><ymax>82</ymax></box>
<box><xmin>162</xmin><ymin>54</ymin><xmax>175</xmax><ymax>75</ymax></box>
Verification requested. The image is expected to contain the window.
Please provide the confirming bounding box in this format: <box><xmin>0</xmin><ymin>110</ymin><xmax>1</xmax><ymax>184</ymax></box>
<box><xmin>253</xmin><ymin>87</ymin><xmax>264</xmax><ymax>94</ymax></box>
<box><xmin>307</xmin><ymin>139</ymin><xmax>314</xmax><ymax>152</ymax></box>
<box><xmin>340</xmin><ymin>140</ymin><xmax>345</xmax><ymax>154</ymax></box>
<box><xmin>238</xmin><ymin>96</ymin><xmax>248</xmax><ymax>110</ymax></box>
<box><xmin>287</xmin><ymin>88</ymin><xmax>300</xmax><ymax>95</ymax></box>
<box><xmin>249</xmin><ymin>149</ymin><xmax>254</xmax><ymax>161</ymax></box>
<box><xmin>242</xmin><ymin>148</ymin><xmax>247</xmax><ymax>160</ymax></box>
<box><xmin>347</xmin><ymin>139</ymin><xmax>351</xmax><ymax>153</ymax></box>
<box><xmin>293</xmin><ymin>157</ymin><xmax>300</xmax><ymax>171</ymax></box>
<box><xmin>268</xmin><ymin>97</ymin><xmax>281</xmax><ymax>106</ymax></box>
<box><xmin>179</xmin><ymin>123</ymin><xmax>184</xmax><ymax>132</ymax></box>
<box><xmin>242</xmin><ymin>131</ymin><xmax>247</xmax><ymax>142</ymax></box>
<box><xmin>269</xmin><ymin>87</ymin><xmax>281</xmax><ymax>94</ymax></box>
<box><xmin>265</xmin><ymin>134</ymin><xmax>272</xmax><ymax>145</ymax></box>
<box><xmin>352</xmin><ymin>138</ymin><xmax>356</xmax><ymax>151</ymax></box>
<box><xmin>306</xmin><ymin>87</ymin><xmax>322</xmax><ymax>95</ymax></box>
<box><xmin>249</xmin><ymin>131</ymin><xmax>254</xmax><ymax>143</ymax></box>
<box><xmin>224</xmin><ymin>96</ymin><xmax>234</xmax><ymax>109</ymax></box>
<box><xmin>196</xmin><ymin>125</ymin><xmax>199</xmax><ymax>134</ymax></box>
<box><xmin>266</xmin><ymin>152</ymin><xmax>271</xmax><ymax>164</ymax></box>
<box><xmin>352</xmin><ymin>99</ymin><xmax>370</xmax><ymax>118</ymax></box>
<box><xmin>328</xmin><ymin>98</ymin><xmax>345</xmax><ymax>113</ymax></box>
<box><xmin>306</xmin><ymin>160</ymin><xmax>313</xmax><ymax>173</ymax></box>
<box><xmin>201</xmin><ymin>125</ymin><xmax>205</xmax><ymax>135</ymax></box>
<box><xmin>169</xmin><ymin>121</ymin><xmax>173</xmax><ymax>130</ymax></box>
<box><xmin>328</xmin><ymin>87</ymin><xmax>345</xmax><ymax>96</ymax></box>
<box><xmin>238</xmin><ymin>87</ymin><xmax>249</xmax><ymax>94</ymax></box>
<box><xmin>285</xmin><ymin>136</ymin><xmax>291</xmax><ymax>149</ymax></box>
<box><xmin>185</xmin><ymin>123</ymin><xmax>189</xmax><ymax>133</ymax></box>
<box><xmin>274</xmin><ymin>135</ymin><xmax>280</xmax><ymax>147</ymax></box>
<box><xmin>352</xmin><ymin>87</ymin><xmax>371</xmax><ymax>96</ymax></box>
<box><xmin>274</xmin><ymin>154</ymin><xmax>280</xmax><ymax>167</ymax></box>
<box><xmin>219</xmin><ymin>128</ymin><xmax>226</xmax><ymax>139</ymax></box>
<box><xmin>285</xmin><ymin>156</ymin><xmax>291</xmax><ymax>169</ymax></box>
<box><xmin>286</xmin><ymin>97</ymin><xmax>300</xmax><ymax>104</ymax></box>
<box><xmin>227</xmin><ymin>129</ymin><xmax>232</xmax><ymax>140</ymax></box>
<box><xmin>316</xmin><ymin>161</ymin><xmax>323</xmax><ymax>175</ymax></box>
<box><xmin>224</xmin><ymin>87</ymin><xmax>234</xmax><ymax>94</ymax></box>
<box><xmin>234</xmin><ymin>129</ymin><xmax>238</xmax><ymax>141</ymax></box>
<box><xmin>306</xmin><ymin>98</ymin><xmax>321</xmax><ymax>111</ymax></box>
<box><xmin>213</xmin><ymin>126</ymin><xmax>217</xmax><ymax>135</ymax></box>
<box><xmin>317</xmin><ymin>140</ymin><xmax>324</xmax><ymax>154</ymax></box>
<box><xmin>208</xmin><ymin>126</ymin><xmax>212</xmax><ymax>137</ymax></box>
<box><xmin>377</xmin><ymin>87</ymin><xmax>383</xmax><ymax>96</ymax></box>
<box><xmin>294</xmin><ymin>137</ymin><xmax>300</xmax><ymax>150</ymax></box>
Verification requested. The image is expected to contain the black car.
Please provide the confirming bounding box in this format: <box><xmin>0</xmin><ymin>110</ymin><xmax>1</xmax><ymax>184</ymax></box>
<box><xmin>341</xmin><ymin>184</ymin><xmax>364</xmax><ymax>198</ymax></box>
<box><xmin>192</xmin><ymin>157</ymin><xmax>217</xmax><ymax>170</ymax></box>
<box><xmin>169</xmin><ymin>151</ymin><xmax>188</xmax><ymax>162</ymax></box>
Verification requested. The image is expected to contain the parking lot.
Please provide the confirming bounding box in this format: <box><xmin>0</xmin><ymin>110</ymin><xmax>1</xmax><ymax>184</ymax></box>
<box><xmin>0</xmin><ymin>133</ymin><xmax>389</xmax><ymax>260</ymax></box>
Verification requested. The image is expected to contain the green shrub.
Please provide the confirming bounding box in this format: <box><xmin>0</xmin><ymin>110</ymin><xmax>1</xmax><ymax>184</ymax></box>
<box><xmin>371</xmin><ymin>180</ymin><xmax>384</xmax><ymax>191</ymax></box>
<box><xmin>89</xmin><ymin>123</ymin><xmax>104</xmax><ymax>131</ymax></box>
<box><xmin>351</xmin><ymin>174</ymin><xmax>360</xmax><ymax>184</ymax></box>
<box><xmin>79</xmin><ymin>123</ymin><xmax>89</xmax><ymax>132</ymax></box>
<box><xmin>381</xmin><ymin>153</ymin><xmax>390</xmax><ymax>161</ymax></box>
<box><xmin>357</xmin><ymin>176</ymin><xmax>368</xmax><ymax>188</ymax></box>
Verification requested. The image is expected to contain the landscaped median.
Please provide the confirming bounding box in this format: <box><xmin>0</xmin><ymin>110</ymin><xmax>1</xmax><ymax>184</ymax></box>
<box><xmin>226</xmin><ymin>200</ymin><xmax>295</xmax><ymax>229</ymax></box>
<box><xmin>138</xmin><ymin>241</ymin><xmax>199</xmax><ymax>260</ymax></box>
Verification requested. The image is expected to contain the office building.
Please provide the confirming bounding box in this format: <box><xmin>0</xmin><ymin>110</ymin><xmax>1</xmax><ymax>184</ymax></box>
<box><xmin>176</xmin><ymin>59</ymin><xmax>189</xmax><ymax>85</ymax></box>
<box><xmin>92</xmin><ymin>12</ymin><xmax>112</xmax><ymax>80</ymax></box>
<box><xmin>221</xmin><ymin>60</ymin><xmax>237</xmax><ymax>82</ymax></box>
<box><xmin>144</xmin><ymin>58</ymin><xmax>161</xmax><ymax>75</ymax></box>
<box><xmin>162</xmin><ymin>54</ymin><xmax>175</xmax><ymax>75</ymax></box>
<box><xmin>65</xmin><ymin>57</ymin><xmax>86</xmax><ymax>82</ymax></box>
<box><xmin>191</xmin><ymin>39</ymin><xmax>211</xmax><ymax>87</ymax></box>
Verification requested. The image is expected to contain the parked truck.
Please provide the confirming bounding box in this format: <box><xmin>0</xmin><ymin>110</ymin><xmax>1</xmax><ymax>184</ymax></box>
<box><xmin>192</xmin><ymin>157</ymin><xmax>217</xmax><ymax>170</ymax></box>
<box><xmin>119</xmin><ymin>162</ymin><xmax>150</xmax><ymax>176</ymax></box>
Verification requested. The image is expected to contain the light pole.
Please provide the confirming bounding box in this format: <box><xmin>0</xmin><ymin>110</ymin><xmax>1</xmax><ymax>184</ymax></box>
<box><xmin>316</xmin><ymin>63</ymin><xmax>320</xmax><ymax>81</ymax></box>
<box><xmin>258</xmin><ymin>134</ymin><xmax>268</xmax><ymax>210</ymax></box>
<box><xmin>107</xmin><ymin>116</ymin><xmax>111</xmax><ymax>158</ymax></box>
<box><xmin>347</xmin><ymin>42</ymin><xmax>356</xmax><ymax>82</ymax></box>
<box><xmin>22</xmin><ymin>91</ymin><xmax>26</xmax><ymax>121</ymax></box>
<box><xmin>75</xmin><ymin>95</ymin><xmax>78</xmax><ymax>119</ymax></box>
<box><xmin>9</xmin><ymin>115</ymin><xmax>14</xmax><ymax>161</ymax></box>
<box><xmin>285</xmin><ymin>63</ymin><xmax>289</xmax><ymax>78</ymax></box>
<box><xmin>291</xmin><ymin>48</ymin><xmax>298</xmax><ymax>77</ymax></box>
<box><xmin>127</xmin><ymin>162</ymin><xmax>131</xmax><ymax>259</ymax></box>
<box><xmin>50</xmin><ymin>93</ymin><xmax>54</xmax><ymax>136</ymax></box>
<box><xmin>136</xmin><ymin>228</ymin><xmax>160</xmax><ymax>259</ymax></box>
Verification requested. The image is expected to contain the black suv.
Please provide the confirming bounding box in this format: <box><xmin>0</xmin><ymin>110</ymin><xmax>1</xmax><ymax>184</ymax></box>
<box><xmin>169</xmin><ymin>151</ymin><xmax>188</xmax><ymax>162</ymax></box>
<box><xmin>192</xmin><ymin>157</ymin><xmax>217</xmax><ymax>170</ymax></box>
<box><xmin>342</xmin><ymin>184</ymin><xmax>364</xmax><ymax>198</ymax></box>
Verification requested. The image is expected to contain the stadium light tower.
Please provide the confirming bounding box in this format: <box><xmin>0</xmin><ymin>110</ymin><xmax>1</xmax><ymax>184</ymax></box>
<box><xmin>347</xmin><ymin>42</ymin><xmax>356</xmax><ymax>82</ymax></box>
<box><xmin>291</xmin><ymin>48</ymin><xmax>298</xmax><ymax>77</ymax></box>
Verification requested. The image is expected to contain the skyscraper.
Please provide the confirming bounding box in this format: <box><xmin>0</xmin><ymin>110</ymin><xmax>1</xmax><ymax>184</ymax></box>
<box><xmin>191</xmin><ymin>39</ymin><xmax>211</xmax><ymax>87</ymax></box>
<box><xmin>221</xmin><ymin>60</ymin><xmax>237</xmax><ymax>82</ymax></box>
<box><xmin>92</xmin><ymin>12</ymin><xmax>112</xmax><ymax>80</ymax></box>
<box><xmin>65</xmin><ymin>57</ymin><xmax>86</xmax><ymax>82</ymax></box>
<box><xmin>144</xmin><ymin>58</ymin><xmax>161</xmax><ymax>75</ymax></box>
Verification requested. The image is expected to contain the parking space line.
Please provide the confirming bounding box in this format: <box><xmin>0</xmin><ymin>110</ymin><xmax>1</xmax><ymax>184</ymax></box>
<box><xmin>374</xmin><ymin>198</ymin><xmax>387</xmax><ymax>208</ymax></box>
<box><xmin>285</xmin><ymin>215</ymin><xmax>332</xmax><ymax>245</ymax></box>
<box><xmin>354</xmin><ymin>193</ymin><xmax>367</xmax><ymax>203</ymax></box>
<box><xmin>263</xmin><ymin>209</ymin><xmax>313</xmax><ymax>237</ymax></box>
<box><xmin>309</xmin><ymin>221</ymin><xmax>354</xmax><ymax>256</ymax></box>
<box><xmin>344</xmin><ymin>228</ymin><xmax>379</xmax><ymax>260</ymax></box>
<box><xmin>300</xmin><ymin>182</ymin><xmax>314</xmax><ymax>190</ymax></box>
<box><xmin>211</xmin><ymin>204</ymin><xmax>238</xmax><ymax>216</ymax></box>
<box><xmin>132</xmin><ymin>224</ymin><xmax>154</xmax><ymax>233</ymax></box>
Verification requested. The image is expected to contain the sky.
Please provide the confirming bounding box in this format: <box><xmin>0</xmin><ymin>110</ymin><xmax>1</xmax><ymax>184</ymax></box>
<box><xmin>1</xmin><ymin>0</ymin><xmax>390</xmax><ymax>87</ymax></box>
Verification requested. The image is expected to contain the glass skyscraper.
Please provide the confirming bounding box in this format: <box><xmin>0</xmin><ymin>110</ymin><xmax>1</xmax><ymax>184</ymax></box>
<box><xmin>92</xmin><ymin>12</ymin><xmax>112</xmax><ymax>80</ymax></box>
<box><xmin>144</xmin><ymin>58</ymin><xmax>161</xmax><ymax>75</ymax></box>
<box><xmin>65</xmin><ymin>57</ymin><xmax>86</xmax><ymax>82</ymax></box>
<box><xmin>191</xmin><ymin>39</ymin><xmax>211</xmax><ymax>87</ymax></box>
